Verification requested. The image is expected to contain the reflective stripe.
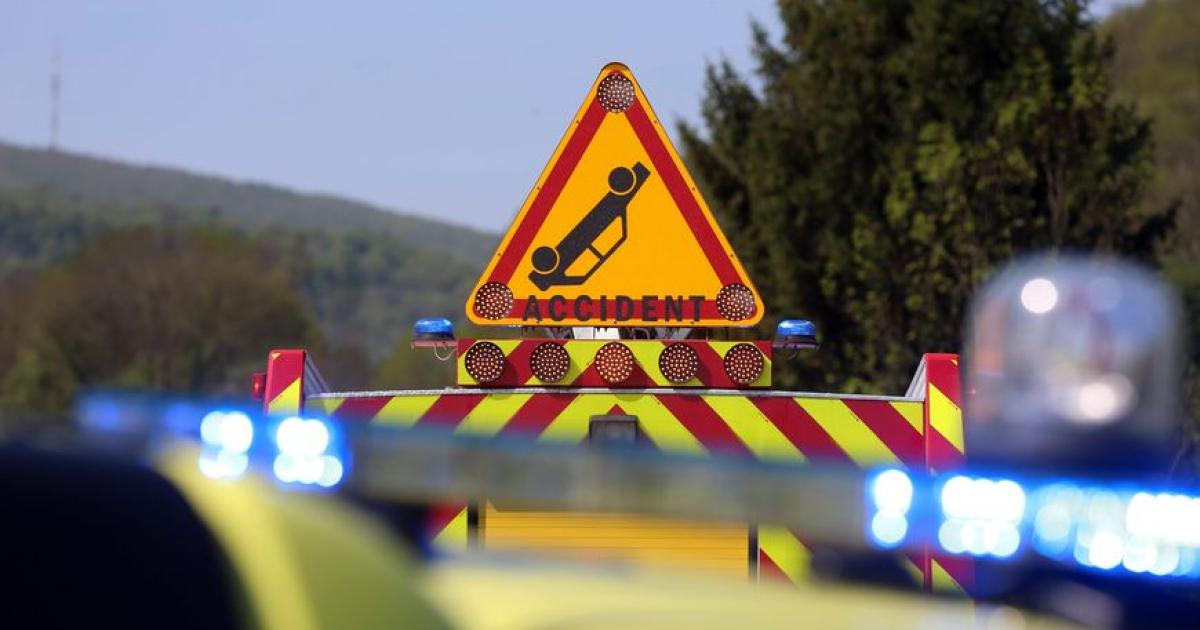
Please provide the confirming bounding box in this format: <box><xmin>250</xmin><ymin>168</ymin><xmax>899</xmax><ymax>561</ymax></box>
<box><xmin>456</xmin><ymin>393</ymin><xmax>535</xmax><ymax>437</ymax></box>
<box><xmin>929</xmin><ymin>385</ymin><xmax>964</xmax><ymax>453</ymax></box>
<box><xmin>757</xmin><ymin>526</ymin><xmax>809</xmax><ymax>585</ymax></box>
<box><xmin>797</xmin><ymin>398</ymin><xmax>899</xmax><ymax>466</ymax></box>
<box><xmin>704</xmin><ymin>395</ymin><xmax>805</xmax><ymax>463</ymax></box>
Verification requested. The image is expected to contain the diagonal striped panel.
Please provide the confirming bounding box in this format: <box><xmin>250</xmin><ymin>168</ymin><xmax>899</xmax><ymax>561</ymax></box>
<box><xmin>702</xmin><ymin>395</ymin><xmax>804</xmax><ymax>463</ymax></box>
<box><xmin>752</xmin><ymin>397</ymin><xmax>854</xmax><ymax>463</ymax></box>
<box><xmin>617</xmin><ymin>395</ymin><xmax>705</xmax><ymax>455</ymax></box>
<box><xmin>308</xmin><ymin>396</ymin><xmax>344</xmax><ymax>417</ymax></box>
<box><xmin>796</xmin><ymin>398</ymin><xmax>899</xmax><ymax>467</ymax></box>
<box><xmin>928</xmin><ymin>385</ymin><xmax>964</xmax><ymax>454</ymax></box>
<box><xmin>300</xmin><ymin>374</ymin><xmax>959</xmax><ymax>591</ymax></box>
<box><xmin>891</xmin><ymin>401</ymin><xmax>924</xmax><ymax>434</ymax></box>
<box><xmin>843</xmin><ymin>400</ymin><xmax>925</xmax><ymax>467</ymax></box>
<box><xmin>655</xmin><ymin>395</ymin><xmax>751</xmax><ymax>456</ymax></box>
<box><xmin>417</xmin><ymin>394</ymin><xmax>487</xmax><ymax>430</ymax></box>
<box><xmin>455</xmin><ymin>393</ymin><xmax>535</xmax><ymax>437</ymax></box>
<box><xmin>329</xmin><ymin>396</ymin><xmax>391</xmax><ymax>422</ymax></box>
<box><xmin>263</xmin><ymin>349</ymin><xmax>306</xmax><ymax>416</ymax></box>
<box><xmin>538</xmin><ymin>394</ymin><xmax>619</xmax><ymax>444</ymax></box>
<box><xmin>375</xmin><ymin>395</ymin><xmax>440</xmax><ymax>428</ymax></box>
<box><xmin>922</xmin><ymin>353</ymin><xmax>971</xmax><ymax>595</ymax></box>
<box><xmin>499</xmin><ymin>393</ymin><xmax>579</xmax><ymax>437</ymax></box>
<box><xmin>430</xmin><ymin>505</ymin><xmax>469</xmax><ymax>551</ymax></box>
<box><xmin>757</xmin><ymin>526</ymin><xmax>810</xmax><ymax>584</ymax></box>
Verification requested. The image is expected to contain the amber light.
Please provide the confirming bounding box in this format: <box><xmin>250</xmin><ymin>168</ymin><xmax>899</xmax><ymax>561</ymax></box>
<box><xmin>530</xmin><ymin>342</ymin><xmax>570</xmax><ymax>383</ymax></box>
<box><xmin>464</xmin><ymin>341</ymin><xmax>506</xmax><ymax>383</ymax></box>
<box><xmin>723</xmin><ymin>343</ymin><xmax>764</xmax><ymax>385</ymax></box>
<box><xmin>597</xmin><ymin>74</ymin><xmax>634</xmax><ymax>113</ymax></box>
<box><xmin>594</xmin><ymin>342</ymin><xmax>635</xmax><ymax>384</ymax></box>
<box><xmin>717</xmin><ymin>283</ymin><xmax>756</xmax><ymax>321</ymax></box>
<box><xmin>473</xmin><ymin>282</ymin><xmax>513</xmax><ymax>320</ymax></box>
<box><xmin>658</xmin><ymin>344</ymin><xmax>699</xmax><ymax>384</ymax></box>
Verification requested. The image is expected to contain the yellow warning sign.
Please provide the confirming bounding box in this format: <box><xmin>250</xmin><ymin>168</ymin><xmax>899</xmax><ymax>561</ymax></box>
<box><xmin>467</xmin><ymin>62</ymin><xmax>763</xmax><ymax>327</ymax></box>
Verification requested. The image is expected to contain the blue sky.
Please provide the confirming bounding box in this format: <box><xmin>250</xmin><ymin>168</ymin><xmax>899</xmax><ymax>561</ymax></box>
<box><xmin>1</xmin><ymin>1</ymin><xmax>1135</xmax><ymax>231</ymax></box>
<box><xmin>1</xmin><ymin>1</ymin><xmax>780</xmax><ymax>231</ymax></box>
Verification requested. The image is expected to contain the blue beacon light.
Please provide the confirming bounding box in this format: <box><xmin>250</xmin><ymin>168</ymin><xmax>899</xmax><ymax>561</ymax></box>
<box><xmin>774</xmin><ymin>319</ymin><xmax>818</xmax><ymax>350</ymax></box>
<box><xmin>413</xmin><ymin>317</ymin><xmax>455</xmax><ymax>340</ymax></box>
<box><xmin>412</xmin><ymin>317</ymin><xmax>457</xmax><ymax>359</ymax></box>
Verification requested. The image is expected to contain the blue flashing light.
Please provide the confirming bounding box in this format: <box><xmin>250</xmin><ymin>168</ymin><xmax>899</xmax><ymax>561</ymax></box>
<box><xmin>872</xmin><ymin>469</ymin><xmax>914</xmax><ymax>515</ymax></box>
<box><xmin>197</xmin><ymin>409</ymin><xmax>255</xmax><ymax>481</ymax></box>
<box><xmin>199</xmin><ymin>448</ymin><xmax>249</xmax><ymax>480</ymax></box>
<box><xmin>271</xmin><ymin>416</ymin><xmax>345</xmax><ymax>489</ymax></box>
<box><xmin>776</xmin><ymin>319</ymin><xmax>817</xmax><ymax>340</ymax></box>
<box><xmin>413</xmin><ymin>317</ymin><xmax>455</xmax><ymax>339</ymax></box>
<box><xmin>867</xmin><ymin>469</ymin><xmax>912</xmax><ymax>548</ymax></box>
<box><xmin>928</xmin><ymin>474</ymin><xmax>1200</xmax><ymax>576</ymax></box>
<box><xmin>871</xmin><ymin>513</ymin><xmax>909</xmax><ymax>546</ymax></box>
<box><xmin>200</xmin><ymin>410</ymin><xmax>254</xmax><ymax>454</ymax></box>
<box><xmin>936</xmin><ymin>474</ymin><xmax>1026</xmax><ymax>559</ymax></box>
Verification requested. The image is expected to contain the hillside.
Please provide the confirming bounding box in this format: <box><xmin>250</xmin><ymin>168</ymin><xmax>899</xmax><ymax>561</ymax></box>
<box><xmin>0</xmin><ymin>143</ymin><xmax>496</xmax><ymax>381</ymax></box>
<box><xmin>0</xmin><ymin>140</ymin><xmax>496</xmax><ymax>266</ymax></box>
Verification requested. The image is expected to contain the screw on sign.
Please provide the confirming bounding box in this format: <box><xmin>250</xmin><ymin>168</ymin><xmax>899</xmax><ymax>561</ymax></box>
<box><xmin>474</xmin><ymin>282</ymin><xmax>514</xmax><ymax>320</ymax></box>
<box><xmin>717</xmin><ymin>284</ymin><xmax>756</xmax><ymax>322</ymax></box>
<box><xmin>464</xmin><ymin>341</ymin><xmax>507</xmax><ymax>383</ymax></box>
<box><xmin>594</xmin><ymin>342</ymin><xmax>636</xmax><ymax>384</ymax></box>
<box><xmin>530</xmin><ymin>342</ymin><xmax>571</xmax><ymax>383</ymax></box>
<box><xmin>596</xmin><ymin>74</ymin><xmax>634</xmax><ymax>113</ymax></box>
<box><xmin>658</xmin><ymin>344</ymin><xmax>700</xmax><ymax>384</ymax></box>
<box><xmin>723</xmin><ymin>343</ymin><xmax>764</xmax><ymax>385</ymax></box>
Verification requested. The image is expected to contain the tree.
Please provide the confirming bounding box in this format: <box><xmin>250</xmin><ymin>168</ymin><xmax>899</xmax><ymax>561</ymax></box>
<box><xmin>680</xmin><ymin>0</ymin><xmax>1172</xmax><ymax>393</ymax></box>
<box><xmin>0</xmin><ymin>226</ymin><xmax>319</xmax><ymax>420</ymax></box>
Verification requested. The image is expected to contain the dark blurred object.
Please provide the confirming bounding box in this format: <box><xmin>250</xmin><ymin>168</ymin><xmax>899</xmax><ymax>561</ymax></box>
<box><xmin>963</xmin><ymin>256</ymin><xmax>1184</xmax><ymax>476</ymax></box>
<box><xmin>0</xmin><ymin>445</ymin><xmax>241</xmax><ymax>629</ymax></box>
<box><xmin>962</xmin><ymin>256</ymin><xmax>1196</xmax><ymax>628</ymax></box>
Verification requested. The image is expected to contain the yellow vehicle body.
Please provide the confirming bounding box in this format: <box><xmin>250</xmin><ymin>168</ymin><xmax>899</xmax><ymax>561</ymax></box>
<box><xmin>159</xmin><ymin>444</ymin><xmax>1078</xmax><ymax>630</ymax></box>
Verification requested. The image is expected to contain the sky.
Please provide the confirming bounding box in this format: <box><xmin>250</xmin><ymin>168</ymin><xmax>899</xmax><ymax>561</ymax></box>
<box><xmin>1</xmin><ymin>1</ymin><xmax>1136</xmax><ymax>232</ymax></box>
<box><xmin>1</xmin><ymin>1</ymin><xmax>780</xmax><ymax>231</ymax></box>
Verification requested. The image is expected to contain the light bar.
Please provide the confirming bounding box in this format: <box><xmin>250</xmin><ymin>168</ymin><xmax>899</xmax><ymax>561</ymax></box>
<box><xmin>72</xmin><ymin>394</ymin><xmax>1200</xmax><ymax>583</ymax></box>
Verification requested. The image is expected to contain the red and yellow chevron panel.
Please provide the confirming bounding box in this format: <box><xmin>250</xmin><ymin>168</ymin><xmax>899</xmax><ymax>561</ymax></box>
<box><xmin>312</xmin><ymin>390</ymin><xmax>922</xmax><ymax>464</ymax></box>
<box><xmin>288</xmin><ymin>352</ymin><xmax>967</xmax><ymax>590</ymax></box>
<box><xmin>920</xmin><ymin>353</ymin><xmax>973</xmax><ymax>595</ymax></box>
<box><xmin>310</xmin><ymin>387</ymin><xmax>927</xmax><ymax>563</ymax></box>
<box><xmin>455</xmin><ymin>339</ymin><xmax>772</xmax><ymax>389</ymax></box>
<box><xmin>262</xmin><ymin>349</ymin><xmax>306</xmax><ymax>416</ymax></box>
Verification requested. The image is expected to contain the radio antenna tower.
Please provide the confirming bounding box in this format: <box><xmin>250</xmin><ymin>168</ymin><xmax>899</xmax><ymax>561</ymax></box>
<box><xmin>50</xmin><ymin>42</ymin><xmax>61</xmax><ymax>150</ymax></box>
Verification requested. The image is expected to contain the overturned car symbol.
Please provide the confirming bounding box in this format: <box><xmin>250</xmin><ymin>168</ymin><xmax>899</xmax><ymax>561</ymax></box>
<box><xmin>529</xmin><ymin>162</ymin><xmax>651</xmax><ymax>291</ymax></box>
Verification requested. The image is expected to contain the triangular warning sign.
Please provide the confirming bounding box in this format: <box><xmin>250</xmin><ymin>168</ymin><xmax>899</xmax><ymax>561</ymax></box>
<box><xmin>467</xmin><ymin>62</ymin><xmax>763</xmax><ymax>328</ymax></box>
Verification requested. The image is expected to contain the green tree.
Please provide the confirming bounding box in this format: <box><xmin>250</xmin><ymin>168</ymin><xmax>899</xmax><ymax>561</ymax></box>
<box><xmin>681</xmin><ymin>0</ymin><xmax>1172</xmax><ymax>393</ymax></box>
<box><xmin>0</xmin><ymin>226</ymin><xmax>319</xmax><ymax>421</ymax></box>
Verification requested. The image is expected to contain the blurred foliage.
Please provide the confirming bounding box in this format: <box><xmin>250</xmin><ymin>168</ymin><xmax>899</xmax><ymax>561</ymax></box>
<box><xmin>0</xmin><ymin>186</ymin><xmax>481</xmax><ymax>392</ymax></box>
<box><xmin>0</xmin><ymin>141</ymin><xmax>496</xmax><ymax>267</ymax></box>
<box><xmin>1104</xmin><ymin>0</ymin><xmax>1200</xmax><ymax>461</ymax></box>
<box><xmin>681</xmin><ymin>0</ymin><xmax>1175</xmax><ymax>395</ymax></box>
<box><xmin>1106</xmin><ymin>0</ymin><xmax>1200</xmax><ymax>258</ymax></box>
<box><xmin>0</xmin><ymin>226</ymin><xmax>316</xmax><ymax>421</ymax></box>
